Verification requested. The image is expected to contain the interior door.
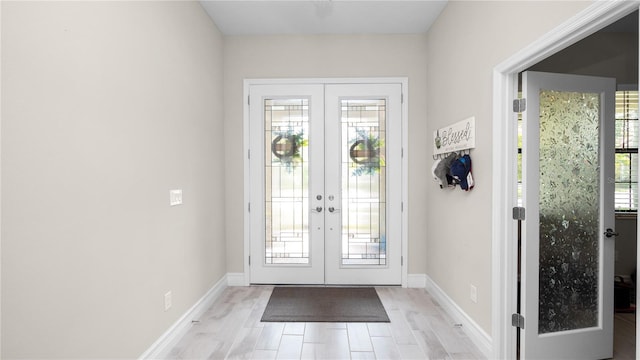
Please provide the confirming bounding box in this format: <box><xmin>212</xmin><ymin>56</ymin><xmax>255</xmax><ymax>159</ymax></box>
<box><xmin>248</xmin><ymin>82</ymin><xmax>402</xmax><ymax>285</ymax></box>
<box><xmin>521</xmin><ymin>71</ymin><xmax>616</xmax><ymax>359</ymax></box>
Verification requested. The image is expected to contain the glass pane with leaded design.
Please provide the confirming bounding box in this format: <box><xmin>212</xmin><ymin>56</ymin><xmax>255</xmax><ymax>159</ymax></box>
<box><xmin>264</xmin><ymin>98</ymin><xmax>310</xmax><ymax>264</ymax></box>
<box><xmin>340</xmin><ymin>99</ymin><xmax>387</xmax><ymax>266</ymax></box>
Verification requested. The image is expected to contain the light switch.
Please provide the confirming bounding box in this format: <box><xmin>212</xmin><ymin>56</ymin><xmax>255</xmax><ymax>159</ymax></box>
<box><xmin>170</xmin><ymin>189</ymin><xmax>183</xmax><ymax>206</ymax></box>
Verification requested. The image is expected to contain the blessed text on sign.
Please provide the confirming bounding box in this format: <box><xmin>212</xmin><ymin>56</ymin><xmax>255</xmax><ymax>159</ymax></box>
<box><xmin>433</xmin><ymin>117</ymin><xmax>476</xmax><ymax>155</ymax></box>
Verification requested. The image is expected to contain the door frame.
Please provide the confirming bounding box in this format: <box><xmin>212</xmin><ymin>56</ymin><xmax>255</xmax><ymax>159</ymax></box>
<box><xmin>242</xmin><ymin>77</ymin><xmax>409</xmax><ymax>287</ymax></box>
<box><xmin>491</xmin><ymin>2</ymin><xmax>640</xmax><ymax>359</ymax></box>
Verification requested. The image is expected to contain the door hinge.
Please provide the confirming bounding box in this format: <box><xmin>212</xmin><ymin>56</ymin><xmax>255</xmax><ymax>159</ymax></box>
<box><xmin>401</xmin><ymin>93</ymin><xmax>404</xmax><ymax>104</ymax></box>
<box><xmin>512</xmin><ymin>313</ymin><xmax>525</xmax><ymax>329</ymax></box>
<box><xmin>512</xmin><ymin>207</ymin><xmax>525</xmax><ymax>221</ymax></box>
<box><xmin>248</xmin><ymin>96</ymin><xmax>250</xmax><ymax>106</ymax></box>
<box><xmin>401</xmin><ymin>202</ymin><xmax>404</xmax><ymax>212</ymax></box>
<box><xmin>248</xmin><ymin>255</ymin><xmax>251</xmax><ymax>266</ymax></box>
<box><xmin>248</xmin><ymin>149</ymin><xmax>251</xmax><ymax>159</ymax></box>
<box><xmin>248</xmin><ymin>203</ymin><xmax>251</xmax><ymax>212</ymax></box>
<box><xmin>513</xmin><ymin>98</ymin><xmax>526</xmax><ymax>113</ymax></box>
<box><xmin>401</xmin><ymin>256</ymin><xmax>404</xmax><ymax>266</ymax></box>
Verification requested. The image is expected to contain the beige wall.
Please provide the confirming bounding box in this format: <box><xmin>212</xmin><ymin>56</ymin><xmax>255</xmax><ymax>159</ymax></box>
<box><xmin>0</xmin><ymin>0</ymin><xmax>608</xmax><ymax>356</ymax></box>
<box><xmin>1</xmin><ymin>1</ymin><xmax>226</xmax><ymax>358</ymax></box>
<box><xmin>426</xmin><ymin>1</ymin><xmax>592</xmax><ymax>334</ymax></box>
<box><xmin>223</xmin><ymin>34</ymin><xmax>429</xmax><ymax>276</ymax></box>
<box><xmin>615</xmin><ymin>217</ymin><xmax>637</xmax><ymax>277</ymax></box>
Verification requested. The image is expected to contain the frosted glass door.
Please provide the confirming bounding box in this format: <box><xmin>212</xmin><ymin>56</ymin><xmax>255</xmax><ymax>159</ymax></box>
<box><xmin>521</xmin><ymin>71</ymin><xmax>615</xmax><ymax>359</ymax></box>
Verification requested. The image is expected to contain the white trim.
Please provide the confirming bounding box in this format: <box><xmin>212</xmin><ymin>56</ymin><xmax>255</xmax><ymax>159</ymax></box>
<box><xmin>243</xmin><ymin>79</ymin><xmax>252</xmax><ymax>286</ymax></box>
<box><xmin>243</xmin><ymin>77</ymin><xmax>409</xmax><ymax>287</ymax></box>
<box><xmin>491</xmin><ymin>1</ymin><xmax>640</xmax><ymax>359</ymax></box>
<box><xmin>401</xmin><ymin>79</ymin><xmax>409</xmax><ymax>288</ymax></box>
<box><xmin>494</xmin><ymin>1</ymin><xmax>637</xmax><ymax>75</ymax></box>
<box><xmin>407</xmin><ymin>273</ymin><xmax>427</xmax><ymax>288</ymax></box>
<box><xmin>244</xmin><ymin>77</ymin><xmax>409</xmax><ymax>86</ymax></box>
<box><xmin>492</xmin><ymin>66</ymin><xmax>518</xmax><ymax>360</ymax></box>
<box><xmin>227</xmin><ymin>272</ymin><xmax>431</xmax><ymax>287</ymax></box>
<box><xmin>139</xmin><ymin>274</ymin><xmax>229</xmax><ymax>359</ymax></box>
<box><xmin>0</xmin><ymin>2</ymin><xmax>3</xmax><ymax>356</ymax></box>
<box><xmin>425</xmin><ymin>275</ymin><xmax>492</xmax><ymax>359</ymax></box>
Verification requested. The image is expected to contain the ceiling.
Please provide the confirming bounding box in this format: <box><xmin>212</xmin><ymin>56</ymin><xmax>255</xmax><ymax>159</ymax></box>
<box><xmin>199</xmin><ymin>1</ymin><xmax>448</xmax><ymax>35</ymax></box>
<box><xmin>600</xmin><ymin>10</ymin><xmax>638</xmax><ymax>32</ymax></box>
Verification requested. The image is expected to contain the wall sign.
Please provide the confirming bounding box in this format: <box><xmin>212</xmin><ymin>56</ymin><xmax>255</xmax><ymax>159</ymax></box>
<box><xmin>433</xmin><ymin>117</ymin><xmax>475</xmax><ymax>155</ymax></box>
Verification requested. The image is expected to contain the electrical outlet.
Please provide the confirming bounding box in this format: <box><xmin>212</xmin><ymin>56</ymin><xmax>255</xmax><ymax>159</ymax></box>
<box><xmin>164</xmin><ymin>291</ymin><xmax>172</xmax><ymax>311</ymax></box>
<box><xmin>470</xmin><ymin>284</ymin><xmax>477</xmax><ymax>303</ymax></box>
<box><xmin>170</xmin><ymin>189</ymin><xmax>183</xmax><ymax>206</ymax></box>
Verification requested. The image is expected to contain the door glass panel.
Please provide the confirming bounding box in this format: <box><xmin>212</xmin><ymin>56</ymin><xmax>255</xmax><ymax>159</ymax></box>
<box><xmin>340</xmin><ymin>99</ymin><xmax>386</xmax><ymax>266</ymax></box>
<box><xmin>264</xmin><ymin>98</ymin><xmax>310</xmax><ymax>264</ymax></box>
<box><xmin>538</xmin><ymin>90</ymin><xmax>600</xmax><ymax>334</ymax></box>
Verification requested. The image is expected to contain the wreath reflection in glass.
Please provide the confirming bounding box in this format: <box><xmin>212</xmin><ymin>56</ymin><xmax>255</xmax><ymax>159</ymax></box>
<box><xmin>349</xmin><ymin>129</ymin><xmax>384</xmax><ymax>176</ymax></box>
<box><xmin>271</xmin><ymin>130</ymin><xmax>307</xmax><ymax>172</ymax></box>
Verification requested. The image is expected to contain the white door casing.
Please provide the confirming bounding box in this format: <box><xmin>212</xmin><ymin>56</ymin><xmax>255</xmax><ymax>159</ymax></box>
<box><xmin>491</xmin><ymin>3</ymin><xmax>639</xmax><ymax>359</ymax></box>
<box><xmin>246</xmin><ymin>79</ymin><xmax>407</xmax><ymax>286</ymax></box>
<box><xmin>521</xmin><ymin>71</ymin><xmax>616</xmax><ymax>359</ymax></box>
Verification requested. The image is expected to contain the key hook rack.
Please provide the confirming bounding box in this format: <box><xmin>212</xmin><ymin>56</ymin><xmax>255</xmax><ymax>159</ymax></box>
<box><xmin>433</xmin><ymin>148</ymin><xmax>471</xmax><ymax>160</ymax></box>
<box><xmin>432</xmin><ymin>116</ymin><xmax>476</xmax><ymax>159</ymax></box>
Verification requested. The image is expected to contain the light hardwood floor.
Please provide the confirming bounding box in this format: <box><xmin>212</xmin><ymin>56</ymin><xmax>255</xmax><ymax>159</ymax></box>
<box><xmin>167</xmin><ymin>286</ymin><xmax>485</xmax><ymax>360</ymax></box>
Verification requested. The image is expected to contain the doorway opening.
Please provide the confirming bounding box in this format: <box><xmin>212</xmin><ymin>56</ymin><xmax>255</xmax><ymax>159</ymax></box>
<box><xmin>522</xmin><ymin>14</ymin><xmax>638</xmax><ymax>357</ymax></box>
<box><xmin>492</xmin><ymin>2</ymin><xmax>640</xmax><ymax>359</ymax></box>
<box><xmin>243</xmin><ymin>78</ymin><xmax>409</xmax><ymax>287</ymax></box>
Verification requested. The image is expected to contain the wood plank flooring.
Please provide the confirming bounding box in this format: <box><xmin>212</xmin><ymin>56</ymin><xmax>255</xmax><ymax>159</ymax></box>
<box><xmin>614</xmin><ymin>312</ymin><xmax>636</xmax><ymax>359</ymax></box>
<box><xmin>167</xmin><ymin>286</ymin><xmax>485</xmax><ymax>360</ymax></box>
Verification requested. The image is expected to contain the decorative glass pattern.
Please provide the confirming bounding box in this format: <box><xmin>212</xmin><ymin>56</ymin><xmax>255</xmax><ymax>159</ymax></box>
<box><xmin>264</xmin><ymin>99</ymin><xmax>310</xmax><ymax>264</ymax></box>
<box><xmin>538</xmin><ymin>90</ymin><xmax>600</xmax><ymax>334</ymax></box>
<box><xmin>341</xmin><ymin>99</ymin><xmax>387</xmax><ymax>266</ymax></box>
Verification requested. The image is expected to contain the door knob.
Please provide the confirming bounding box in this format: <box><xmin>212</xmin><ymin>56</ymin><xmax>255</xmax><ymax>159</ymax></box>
<box><xmin>328</xmin><ymin>207</ymin><xmax>340</xmax><ymax>213</ymax></box>
<box><xmin>312</xmin><ymin>206</ymin><xmax>323</xmax><ymax>213</ymax></box>
<box><xmin>604</xmin><ymin>228</ymin><xmax>619</xmax><ymax>238</ymax></box>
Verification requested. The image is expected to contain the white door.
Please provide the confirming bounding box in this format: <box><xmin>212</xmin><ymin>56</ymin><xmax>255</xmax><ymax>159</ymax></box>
<box><xmin>324</xmin><ymin>84</ymin><xmax>402</xmax><ymax>285</ymax></box>
<box><xmin>521</xmin><ymin>71</ymin><xmax>616</xmax><ymax>359</ymax></box>
<box><xmin>248</xmin><ymin>82</ymin><xmax>402</xmax><ymax>285</ymax></box>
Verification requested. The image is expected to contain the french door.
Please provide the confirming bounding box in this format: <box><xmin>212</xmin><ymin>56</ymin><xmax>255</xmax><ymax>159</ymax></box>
<box><xmin>248</xmin><ymin>82</ymin><xmax>402</xmax><ymax>285</ymax></box>
<box><xmin>520</xmin><ymin>71</ymin><xmax>616</xmax><ymax>359</ymax></box>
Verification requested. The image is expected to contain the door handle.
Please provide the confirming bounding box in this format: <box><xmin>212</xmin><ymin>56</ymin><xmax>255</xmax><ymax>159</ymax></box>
<box><xmin>311</xmin><ymin>206</ymin><xmax>323</xmax><ymax>213</ymax></box>
<box><xmin>328</xmin><ymin>207</ymin><xmax>340</xmax><ymax>213</ymax></box>
<box><xmin>604</xmin><ymin>228</ymin><xmax>619</xmax><ymax>238</ymax></box>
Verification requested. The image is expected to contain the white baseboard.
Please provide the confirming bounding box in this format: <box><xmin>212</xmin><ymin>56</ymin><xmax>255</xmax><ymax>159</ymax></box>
<box><xmin>425</xmin><ymin>275</ymin><xmax>493</xmax><ymax>359</ymax></box>
<box><xmin>140</xmin><ymin>273</ymin><xmax>492</xmax><ymax>359</ymax></box>
<box><xmin>407</xmin><ymin>273</ymin><xmax>427</xmax><ymax>288</ymax></box>
<box><xmin>139</xmin><ymin>274</ymin><xmax>230</xmax><ymax>359</ymax></box>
